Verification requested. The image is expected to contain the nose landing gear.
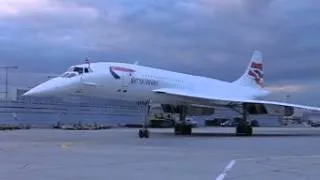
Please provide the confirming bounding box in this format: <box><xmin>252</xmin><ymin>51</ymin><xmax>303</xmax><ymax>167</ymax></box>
<box><xmin>137</xmin><ymin>100</ymin><xmax>151</xmax><ymax>138</ymax></box>
<box><xmin>138</xmin><ymin>128</ymin><xmax>150</xmax><ymax>138</ymax></box>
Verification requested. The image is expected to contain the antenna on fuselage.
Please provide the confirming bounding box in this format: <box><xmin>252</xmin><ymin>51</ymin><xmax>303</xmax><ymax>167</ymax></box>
<box><xmin>85</xmin><ymin>58</ymin><xmax>90</xmax><ymax>68</ymax></box>
<box><xmin>134</xmin><ymin>61</ymin><xmax>139</xmax><ymax>65</ymax></box>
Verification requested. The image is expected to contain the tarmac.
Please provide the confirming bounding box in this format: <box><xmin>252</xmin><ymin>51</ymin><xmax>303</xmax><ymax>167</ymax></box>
<box><xmin>1</xmin><ymin>127</ymin><xmax>320</xmax><ymax>180</ymax></box>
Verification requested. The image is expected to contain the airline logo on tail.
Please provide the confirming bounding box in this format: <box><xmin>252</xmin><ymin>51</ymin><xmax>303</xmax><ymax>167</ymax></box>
<box><xmin>109</xmin><ymin>66</ymin><xmax>135</xmax><ymax>79</ymax></box>
<box><xmin>248</xmin><ymin>62</ymin><xmax>264</xmax><ymax>86</ymax></box>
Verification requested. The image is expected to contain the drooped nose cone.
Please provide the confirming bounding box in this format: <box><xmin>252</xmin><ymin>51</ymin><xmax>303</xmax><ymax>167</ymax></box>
<box><xmin>24</xmin><ymin>77</ymin><xmax>79</xmax><ymax>97</ymax></box>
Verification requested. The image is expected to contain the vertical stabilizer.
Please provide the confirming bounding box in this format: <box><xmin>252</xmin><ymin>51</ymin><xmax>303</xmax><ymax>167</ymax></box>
<box><xmin>233</xmin><ymin>50</ymin><xmax>264</xmax><ymax>88</ymax></box>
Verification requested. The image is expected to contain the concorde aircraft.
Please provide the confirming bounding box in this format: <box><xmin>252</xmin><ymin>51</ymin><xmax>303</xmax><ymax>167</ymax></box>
<box><xmin>24</xmin><ymin>51</ymin><xmax>320</xmax><ymax>138</ymax></box>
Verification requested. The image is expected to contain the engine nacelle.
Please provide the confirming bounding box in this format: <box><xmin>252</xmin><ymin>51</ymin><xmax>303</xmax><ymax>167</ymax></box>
<box><xmin>246</xmin><ymin>103</ymin><xmax>294</xmax><ymax>116</ymax></box>
<box><xmin>161</xmin><ymin>104</ymin><xmax>215</xmax><ymax>116</ymax></box>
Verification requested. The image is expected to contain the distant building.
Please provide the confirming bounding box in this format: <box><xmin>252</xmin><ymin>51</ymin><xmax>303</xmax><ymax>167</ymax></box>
<box><xmin>0</xmin><ymin>87</ymin><xmax>144</xmax><ymax>127</ymax></box>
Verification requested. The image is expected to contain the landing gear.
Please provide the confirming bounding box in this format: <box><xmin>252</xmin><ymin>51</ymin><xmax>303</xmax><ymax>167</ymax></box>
<box><xmin>138</xmin><ymin>100</ymin><xmax>151</xmax><ymax>138</ymax></box>
<box><xmin>138</xmin><ymin>128</ymin><xmax>150</xmax><ymax>138</ymax></box>
<box><xmin>174</xmin><ymin>105</ymin><xmax>192</xmax><ymax>135</ymax></box>
<box><xmin>174</xmin><ymin>123</ymin><xmax>192</xmax><ymax>135</ymax></box>
<box><xmin>235</xmin><ymin>103</ymin><xmax>253</xmax><ymax>136</ymax></box>
<box><xmin>236</xmin><ymin>122</ymin><xmax>253</xmax><ymax>136</ymax></box>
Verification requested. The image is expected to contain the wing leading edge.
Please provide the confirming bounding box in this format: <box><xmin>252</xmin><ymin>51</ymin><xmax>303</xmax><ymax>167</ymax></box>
<box><xmin>153</xmin><ymin>88</ymin><xmax>320</xmax><ymax>112</ymax></box>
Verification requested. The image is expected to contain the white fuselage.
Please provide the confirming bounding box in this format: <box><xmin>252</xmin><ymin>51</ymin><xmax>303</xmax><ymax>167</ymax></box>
<box><xmin>71</xmin><ymin>62</ymin><xmax>267</xmax><ymax>105</ymax></box>
<box><xmin>25</xmin><ymin>52</ymin><xmax>320</xmax><ymax>118</ymax></box>
<box><xmin>24</xmin><ymin>62</ymin><xmax>268</xmax><ymax>105</ymax></box>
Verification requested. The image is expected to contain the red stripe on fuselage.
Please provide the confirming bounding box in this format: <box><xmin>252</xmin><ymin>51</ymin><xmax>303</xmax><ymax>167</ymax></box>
<box><xmin>111</xmin><ymin>66</ymin><xmax>135</xmax><ymax>72</ymax></box>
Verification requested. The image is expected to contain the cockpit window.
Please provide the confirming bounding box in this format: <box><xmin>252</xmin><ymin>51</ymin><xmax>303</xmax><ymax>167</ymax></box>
<box><xmin>61</xmin><ymin>72</ymin><xmax>77</xmax><ymax>78</ymax></box>
<box><xmin>73</xmin><ymin>67</ymin><xmax>84</xmax><ymax>74</ymax></box>
<box><xmin>67</xmin><ymin>73</ymin><xmax>77</xmax><ymax>78</ymax></box>
<box><xmin>60</xmin><ymin>66</ymin><xmax>92</xmax><ymax>78</ymax></box>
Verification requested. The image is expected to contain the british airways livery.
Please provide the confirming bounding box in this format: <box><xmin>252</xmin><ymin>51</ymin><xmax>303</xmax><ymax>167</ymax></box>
<box><xmin>24</xmin><ymin>51</ymin><xmax>320</xmax><ymax>138</ymax></box>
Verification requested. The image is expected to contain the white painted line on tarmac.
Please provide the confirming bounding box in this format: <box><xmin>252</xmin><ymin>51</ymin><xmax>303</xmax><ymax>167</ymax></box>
<box><xmin>216</xmin><ymin>160</ymin><xmax>236</xmax><ymax>180</ymax></box>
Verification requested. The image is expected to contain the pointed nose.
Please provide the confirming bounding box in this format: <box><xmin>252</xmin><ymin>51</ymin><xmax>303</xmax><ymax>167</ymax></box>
<box><xmin>23</xmin><ymin>88</ymin><xmax>41</xmax><ymax>96</ymax></box>
<box><xmin>24</xmin><ymin>77</ymin><xmax>79</xmax><ymax>97</ymax></box>
<box><xmin>23</xmin><ymin>85</ymin><xmax>53</xmax><ymax>97</ymax></box>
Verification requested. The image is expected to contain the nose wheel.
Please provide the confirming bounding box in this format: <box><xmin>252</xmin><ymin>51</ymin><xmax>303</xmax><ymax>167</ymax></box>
<box><xmin>138</xmin><ymin>128</ymin><xmax>150</xmax><ymax>138</ymax></box>
<box><xmin>137</xmin><ymin>100</ymin><xmax>151</xmax><ymax>138</ymax></box>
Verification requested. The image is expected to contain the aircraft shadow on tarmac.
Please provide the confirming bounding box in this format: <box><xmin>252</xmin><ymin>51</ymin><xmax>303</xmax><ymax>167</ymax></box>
<box><xmin>154</xmin><ymin>131</ymin><xmax>320</xmax><ymax>138</ymax></box>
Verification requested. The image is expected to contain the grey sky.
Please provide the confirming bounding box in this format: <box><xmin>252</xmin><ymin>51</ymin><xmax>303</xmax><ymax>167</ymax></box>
<box><xmin>0</xmin><ymin>0</ymin><xmax>320</xmax><ymax>105</ymax></box>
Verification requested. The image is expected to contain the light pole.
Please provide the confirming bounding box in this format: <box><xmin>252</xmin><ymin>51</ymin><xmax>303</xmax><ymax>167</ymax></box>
<box><xmin>0</xmin><ymin>65</ymin><xmax>18</xmax><ymax>101</ymax></box>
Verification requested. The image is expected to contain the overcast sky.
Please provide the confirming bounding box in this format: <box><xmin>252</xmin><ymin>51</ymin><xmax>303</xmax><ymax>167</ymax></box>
<box><xmin>0</xmin><ymin>0</ymin><xmax>320</xmax><ymax>105</ymax></box>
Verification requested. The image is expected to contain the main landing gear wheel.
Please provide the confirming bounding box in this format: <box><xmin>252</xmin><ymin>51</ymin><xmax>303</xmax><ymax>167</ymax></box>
<box><xmin>174</xmin><ymin>105</ymin><xmax>192</xmax><ymax>136</ymax></box>
<box><xmin>174</xmin><ymin>123</ymin><xmax>192</xmax><ymax>135</ymax></box>
<box><xmin>138</xmin><ymin>129</ymin><xmax>150</xmax><ymax>138</ymax></box>
<box><xmin>234</xmin><ymin>103</ymin><xmax>253</xmax><ymax>136</ymax></box>
<box><xmin>236</xmin><ymin>123</ymin><xmax>253</xmax><ymax>136</ymax></box>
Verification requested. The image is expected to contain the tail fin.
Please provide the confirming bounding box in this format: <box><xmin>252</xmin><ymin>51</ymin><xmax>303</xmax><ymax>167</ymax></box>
<box><xmin>233</xmin><ymin>50</ymin><xmax>264</xmax><ymax>88</ymax></box>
